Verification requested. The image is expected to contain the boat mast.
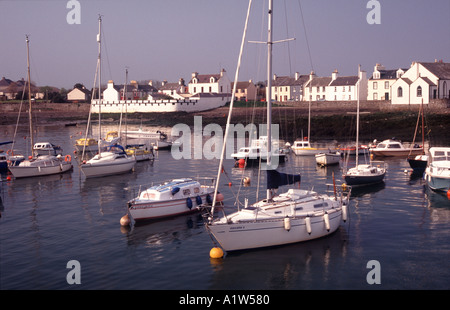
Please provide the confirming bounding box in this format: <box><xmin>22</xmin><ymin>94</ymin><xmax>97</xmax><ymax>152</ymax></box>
<box><xmin>355</xmin><ymin>64</ymin><xmax>361</xmax><ymax>168</ymax></box>
<box><xmin>26</xmin><ymin>35</ymin><xmax>34</xmax><ymax>157</ymax></box>
<box><xmin>266</xmin><ymin>0</ymin><xmax>273</xmax><ymax>200</ymax></box>
<box><xmin>97</xmin><ymin>15</ymin><xmax>102</xmax><ymax>157</ymax></box>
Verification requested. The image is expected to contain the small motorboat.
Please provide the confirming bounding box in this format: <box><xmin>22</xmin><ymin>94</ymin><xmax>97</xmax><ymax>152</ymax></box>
<box><xmin>424</xmin><ymin>147</ymin><xmax>450</xmax><ymax>192</ymax></box>
<box><xmin>127</xmin><ymin>178</ymin><xmax>216</xmax><ymax>222</ymax></box>
<box><xmin>371</xmin><ymin>139</ymin><xmax>423</xmax><ymax>157</ymax></box>
<box><xmin>315</xmin><ymin>150</ymin><xmax>341</xmax><ymax>166</ymax></box>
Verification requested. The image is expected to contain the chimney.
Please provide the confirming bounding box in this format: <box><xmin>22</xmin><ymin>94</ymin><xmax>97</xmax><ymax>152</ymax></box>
<box><xmin>192</xmin><ymin>72</ymin><xmax>198</xmax><ymax>78</ymax></box>
<box><xmin>148</xmin><ymin>80</ymin><xmax>153</xmax><ymax>86</ymax></box>
<box><xmin>331</xmin><ymin>69</ymin><xmax>338</xmax><ymax>81</ymax></box>
<box><xmin>295</xmin><ymin>72</ymin><xmax>299</xmax><ymax>80</ymax></box>
<box><xmin>273</xmin><ymin>74</ymin><xmax>277</xmax><ymax>81</ymax></box>
<box><xmin>179</xmin><ymin>78</ymin><xmax>185</xmax><ymax>86</ymax></box>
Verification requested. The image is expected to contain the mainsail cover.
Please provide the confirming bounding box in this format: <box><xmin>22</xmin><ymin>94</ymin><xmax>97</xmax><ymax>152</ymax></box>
<box><xmin>266</xmin><ymin>170</ymin><xmax>301</xmax><ymax>189</ymax></box>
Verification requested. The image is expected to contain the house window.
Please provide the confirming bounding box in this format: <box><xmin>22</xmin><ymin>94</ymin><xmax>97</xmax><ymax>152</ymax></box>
<box><xmin>193</xmin><ymin>87</ymin><xmax>196</xmax><ymax>93</ymax></box>
<box><xmin>317</xmin><ymin>86</ymin><xmax>320</xmax><ymax>92</ymax></box>
<box><xmin>385</xmin><ymin>81</ymin><xmax>389</xmax><ymax>89</ymax></box>
<box><xmin>334</xmin><ymin>87</ymin><xmax>337</xmax><ymax>92</ymax></box>
<box><xmin>201</xmin><ymin>87</ymin><xmax>204</xmax><ymax>93</ymax></box>
<box><xmin>373</xmin><ymin>82</ymin><xmax>378</xmax><ymax>90</ymax></box>
<box><xmin>209</xmin><ymin>86</ymin><xmax>212</xmax><ymax>92</ymax></box>
<box><xmin>417</xmin><ymin>86</ymin><xmax>422</xmax><ymax>97</ymax></box>
<box><xmin>373</xmin><ymin>93</ymin><xmax>378</xmax><ymax>100</ymax></box>
<box><xmin>398</xmin><ymin>87</ymin><xmax>403</xmax><ymax>97</ymax></box>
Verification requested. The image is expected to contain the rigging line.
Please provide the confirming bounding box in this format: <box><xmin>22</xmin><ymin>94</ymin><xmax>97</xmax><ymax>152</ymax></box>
<box><xmin>211</xmin><ymin>0</ymin><xmax>252</xmax><ymax>214</ymax></box>
<box><xmin>101</xmin><ymin>24</ymin><xmax>114</xmax><ymax>83</ymax></box>
<box><xmin>297</xmin><ymin>0</ymin><xmax>314</xmax><ymax>72</ymax></box>
<box><xmin>283</xmin><ymin>0</ymin><xmax>292</xmax><ymax>77</ymax></box>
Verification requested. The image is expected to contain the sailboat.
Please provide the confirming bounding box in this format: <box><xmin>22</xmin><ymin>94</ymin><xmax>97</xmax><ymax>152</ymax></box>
<box><xmin>407</xmin><ymin>100</ymin><xmax>427</xmax><ymax>173</ymax></box>
<box><xmin>204</xmin><ymin>0</ymin><xmax>350</xmax><ymax>252</ymax></box>
<box><xmin>342</xmin><ymin>66</ymin><xmax>386</xmax><ymax>186</ymax></box>
<box><xmin>80</xmin><ymin>16</ymin><xmax>136</xmax><ymax>178</ymax></box>
<box><xmin>9</xmin><ymin>36</ymin><xmax>73</xmax><ymax>179</ymax></box>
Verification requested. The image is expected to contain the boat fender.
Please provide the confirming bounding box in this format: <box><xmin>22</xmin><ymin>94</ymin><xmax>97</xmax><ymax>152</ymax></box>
<box><xmin>196</xmin><ymin>195</ymin><xmax>202</xmax><ymax>205</ymax></box>
<box><xmin>284</xmin><ymin>217</ymin><xmax>291</xmax><ymax>231</ymax></box>
<box><xmin>305</xmin><ymin>217</ymin><xmax>312</xmax><ymax>235</ymax></box>
<box><xmin>206</xmin><ymin>194</ymin><xmax>212</xmax><ymax>205</ymax></box>
<box><xmin>324</xmin><ymin>213</ymin><xmax>330</xmax><ymax>232</ymax></box>
<box><xmin>171</xmin><ymin>187</ymin><xmax>180</xmax><ymax>195</ymax></box>
<box><xmin>186</xmin><ymin>197</ymin><xmax>193</xmax><ymax>209</ymax></box>
<box><xmin>342</xmin><ymin>205</ymin><xmax>348</xmax><ymax>222</ymax></box>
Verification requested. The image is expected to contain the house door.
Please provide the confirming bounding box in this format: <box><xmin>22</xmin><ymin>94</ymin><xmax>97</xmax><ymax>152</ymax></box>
<box><xmin>385</xmin><ymin>92</ymin><xmax>389</xmax><ymax>100</ymax></box>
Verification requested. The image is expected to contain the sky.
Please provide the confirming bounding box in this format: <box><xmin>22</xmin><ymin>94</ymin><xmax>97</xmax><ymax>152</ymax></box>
<box><xmin>1</xmin><ymin>0</ymin><xmax>449</xmax><ymax>90</ymax></box>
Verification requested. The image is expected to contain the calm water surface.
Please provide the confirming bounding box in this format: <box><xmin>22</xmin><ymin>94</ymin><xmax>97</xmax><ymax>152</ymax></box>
<box><xmin>1</xmin><ymin>122</ymin><xmax>449</xmax><ymax>290</ymax></box>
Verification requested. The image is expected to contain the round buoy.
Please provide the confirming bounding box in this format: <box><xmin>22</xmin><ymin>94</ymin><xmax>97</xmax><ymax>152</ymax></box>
<box><xmin>228</xmin><ymin>182</ymin><xmax>232</xmax><ymax>187</ymax></box>
<box><xmin>6</xmin><ymin>176</ymin><xmax>11</xmax><ymax>181</ymax></box>
<box><xmin>120</xmin><ymin>214</ymin><xmax>131</xmax><ymax>226</ymax></box>
<box><xmin>447</xmin><ymin>189</ymin><xmax>450</xmax><ymax>200</ymax></box>
<box><xmin>210</xmin><ymin>247</ymin><xmax>224</xmax><ymax>259</ymax></box>
<box><xmin>216</xmin><ymin>192</ymin><xmax>224</xmax><ymax>202</ymax></box>
<box><xmin>238</xmin><ymin>158</ymin><xmax>245</xmax><ymax>168</ymax></box>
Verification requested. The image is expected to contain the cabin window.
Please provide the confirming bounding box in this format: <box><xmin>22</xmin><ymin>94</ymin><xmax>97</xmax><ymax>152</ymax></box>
<box><xmin>183</xmin><ymin>189</ymin><xmax>191</xmax><ymax>195</ymax></box>
<box><xmin>417</xmin><ymin>86</ymin><xmax>422</xmax><ymax>97</ymax></box>
<box><xmin>397</xmin><ymin>87</ymin><xmax>403</xmax><ymax>97</ymax></box>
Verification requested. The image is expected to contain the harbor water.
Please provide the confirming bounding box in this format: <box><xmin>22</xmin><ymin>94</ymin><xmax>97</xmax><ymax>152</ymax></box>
<box><xmin>1</xmin><ymin>122</ymin><xmax>449</xmax><ymax>290</ymax></box>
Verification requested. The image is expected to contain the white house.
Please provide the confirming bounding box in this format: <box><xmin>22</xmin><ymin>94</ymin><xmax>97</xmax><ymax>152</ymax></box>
<box><xmin>368</xmin><ymin>64</ymin><xmax>406</xmax><ymax>101</ymax></box>
<box><xmin>102</xmin><ymin>80</ymin><xmax>158</xmax><ymax>103</ymax></box>
<box><xmin>188</xmin><ymin>68</ymin><xmax>231</xmax><ymax>96</ymax></box>
<box><xmin>158</xmin><ymin>78</ymin><xmax>188</xmax><ymax>100</ymax></box>
<box><xmin>304</xmin><ymin>69</ymin><xmax>367</xmax><ymax>101</ymax></box>
<box><xmin>271</xmin><ymin>72</ymin><xmax>309</xmax><ymax>102</ymax></box>
<box><xmin>391</xmin><ymin>60</ymin><xmax>450</xmax><ymax>105</ymax></box>
<box><xmin>67</xmin><ymin>86</ymin><xmax>91</xmax><ymax>102</ymax></box>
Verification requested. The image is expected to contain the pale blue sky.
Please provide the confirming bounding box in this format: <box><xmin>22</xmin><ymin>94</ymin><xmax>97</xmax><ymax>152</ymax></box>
<box><xmin>1</xmin><ymin>0</ymin><xmax>449</xmax><ymax>89</ymax></box>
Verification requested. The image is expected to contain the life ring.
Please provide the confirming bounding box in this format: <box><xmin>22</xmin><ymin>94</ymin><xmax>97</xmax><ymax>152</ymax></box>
<box><xmin>65</xmin><ymin>154</ymin><xmax>71</xmax><ymax>162</ymax></box>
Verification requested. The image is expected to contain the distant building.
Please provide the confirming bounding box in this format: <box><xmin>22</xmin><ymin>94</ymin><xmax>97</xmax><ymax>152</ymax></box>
<box><xmin>231</xmin><ymin>80</ymin><xmax>258</xmax><ymax>101</ymax></box>
<box><xmin>304</xmin><ymin>69</ymin><xmax>367</xmax><ymax>102</ymax></box>
<box><xmin>271</xmin><ymin>72</ymin><xmax>309</xmax><ymax>102</ymax></box>
<box><xmin>102</xmin><ymin>80</ymin><xmax>158</xmax><ymax>103</ymax></box>
<box><xmin>391</xmin><ymin>60</ymin><xmax>450</xmax><ymax>105</ymax></box>
<box><xmin>0</xmin><ymin>76</ymin><xmax>42</xmax><ymax>100</ymax></box>
<box><xmin>188</xmin><ymin>68</ymin><xmax>231</xmax><ymax>96</ymax></box>
<box><xmin>158</xmin><ymin>78</ymin><xmax>188</xmax><ymax>100</ymax></box>
<box><xmin>368</xmin><ymin>64</ymin><xmax>405</xmax><ymax>101</ymax></box>
<box><xmin>67</xmin><ymin>86</ymin><xmax>91</xmax><ymax>103</ymax></box>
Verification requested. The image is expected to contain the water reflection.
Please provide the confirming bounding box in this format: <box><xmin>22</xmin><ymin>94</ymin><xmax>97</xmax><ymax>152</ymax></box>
<box><xmin>208</xmin><ymin>229</ymin><xmax>349</xmax><ymax>290</ymax></box>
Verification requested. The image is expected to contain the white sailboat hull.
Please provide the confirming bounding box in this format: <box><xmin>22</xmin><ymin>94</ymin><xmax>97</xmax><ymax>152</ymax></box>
<box><xmin>81</xmin><ymin>153</ymin><xmax>136</xmax><ymax>178</ymax></box>
<box><xmin>9</xmin><ymin>158</ymin><xmax>73</xmax><ymax>178</ymax></box>
<box><xmin>207</xmin><ymin>209</ymin><xmax>342</xmax><ymax>252</ymax></box>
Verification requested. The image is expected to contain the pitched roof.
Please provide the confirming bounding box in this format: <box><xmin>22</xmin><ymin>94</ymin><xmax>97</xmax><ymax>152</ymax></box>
<box><xmin>329</xmin><ymin>76</ymin><xmax>359</xmax><ymax>86</ymax></box>
<box><xmin>420</xmin><ymin>62</ymin><xmax>450</xmax><ymax>80</ymax></box>
<box><xmin>189</xmin><ymin>73</ymin><xmax>221</xmax><ymax>84</ymax></box>
<box><xmin>272</xmin><ymin>75</ymin><xmax>309</xmax><ymax>87</ymax></box>
<box><xmin>305</xmin><ymin>77</ymin><xmax>331</xmax><ymax>87</ymax></box>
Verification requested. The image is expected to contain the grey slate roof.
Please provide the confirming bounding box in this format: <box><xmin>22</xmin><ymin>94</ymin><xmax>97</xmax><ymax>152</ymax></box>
<box><xmin>329</xmin><ymin>76</ymin><xmax>359</xmax><ymax>86</ymax></box>
<box><xmin>420</xmin><ymin>62</ymin><xmax>450</xmax><ymax>80</ymax></box>
<box><xmin>305</xmin><ymin>77</ymin><xmax>331</xmax><ymax>87</ymax></box>
<box><xmin>272</xmin><ymin>75</ymin><xmax>309</xmax><ymax>87</ymax></box>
